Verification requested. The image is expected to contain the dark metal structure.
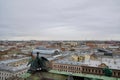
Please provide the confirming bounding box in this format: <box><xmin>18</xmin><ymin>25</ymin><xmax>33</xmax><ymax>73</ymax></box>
<box><xmin>27</xmin><ymin>52</ymin><xmax>50</xmax><ymax>73</ymax></box>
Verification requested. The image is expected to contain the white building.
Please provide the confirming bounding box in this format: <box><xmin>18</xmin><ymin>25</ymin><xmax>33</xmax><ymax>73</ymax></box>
<box><xmin>108</xmin><ymin>45</ymin><xmax>119</xmax><ymax>50</ymax></box>
<box><xmin>0</xmin><ymin>57</ymin><xmax>30</xmax><ymax>80</ymax></box>
<box><xmin>32</xmin><ymin>46</ymin><xmax>61</xmax><ymax>55</ymax></box>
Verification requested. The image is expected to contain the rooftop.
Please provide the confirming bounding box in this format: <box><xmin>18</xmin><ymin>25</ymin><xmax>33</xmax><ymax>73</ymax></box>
<box><xmin>0</xmin><ymin>57</ymin><xmax>30</xmax><ymax>73</ymax></box>
<box><xmin>54</xmin><ymin>53</ymin><xmax>120</xmax><ymax>70</ymax></box>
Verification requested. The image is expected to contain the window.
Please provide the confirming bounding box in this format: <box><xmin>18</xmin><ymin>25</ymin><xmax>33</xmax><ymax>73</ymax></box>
<box><xmin>92</xmin><ymin>69</ymin><xmax>94</xmax><ymax>72</ymax></box>
<box><xmin>99</xmin><ymin>70</ymin><xmax>101</xmax><ymax>73</ymax></box>
<box><xmin>83</xmin><ymin>68</ymin><xmax>84</xmax><ymax>71</ymax></box>
<box><xmin>118</xmin><ymin>72</ymin><xmax>120</xmax><ymax>76</ymax></box>
<box><xmin>95</xmin><ymin>70</ymin><xmax>97</xmax><ymax>73</ymax></box>
<box><xmin>88</xmin><ymin>69</ymin><xmax>90</xmax><ymax>72</ymax></box>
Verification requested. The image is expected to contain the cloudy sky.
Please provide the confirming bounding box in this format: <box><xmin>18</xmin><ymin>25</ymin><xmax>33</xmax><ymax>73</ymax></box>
<box><xmin>0</xmin><ymin>0</ymin><xmax>120</xmax><ymax>40</ymax></box>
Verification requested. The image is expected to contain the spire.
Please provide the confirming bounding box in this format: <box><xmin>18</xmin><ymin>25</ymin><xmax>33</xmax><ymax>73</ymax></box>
<box><xmin>36</xmin><ymin>52</ymin><xmax>40</xmax><ymax>58</ymax></box>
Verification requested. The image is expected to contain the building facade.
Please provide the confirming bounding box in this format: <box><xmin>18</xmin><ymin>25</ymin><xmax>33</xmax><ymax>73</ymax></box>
<box><xmin>52</xmin><ymin>63</ymin><xmax>120</xmax><ymax>78</ymax></box>
<box><xmin>0</xmin><ymin>57</ymin><xmax>29</xmax><ymax>80</ymax></box>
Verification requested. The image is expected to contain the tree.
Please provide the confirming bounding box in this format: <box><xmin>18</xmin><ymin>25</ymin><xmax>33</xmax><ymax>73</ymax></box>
<box><xmin>103</xmin><ymin>67</ymin><xmax>112</xmax><ymax>77</ymax></box>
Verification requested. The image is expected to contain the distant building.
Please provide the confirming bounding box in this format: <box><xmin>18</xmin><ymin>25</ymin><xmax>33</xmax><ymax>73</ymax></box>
<box><xmin>71</xmin><ymin>55</ymin><xmax>85</xmax><ymax>62</ymax></box>
<box><xmin>52</xmin><ymin>51</ymin><xmax>120</xmax><ymax>78</ymax></box>
<box><xmin>52</xmin><ymin>62</ymin><xmax>120</xmax><ymax>78</ymax></box>
<box><xmin>0</xmin><ymin>57</ymin><xmax>29</xmax><ymax>80</ymax></box>
<box><xmin>108</xmin><ymin>45</ymin><xmax>119</xmax><ymax>49</ymax></box>
<box><xmin>32</xmin><ymin>46</ymin><xmax>61</xmax><ymax>57</ymax></box>
<box><xmin>97</xmin><ymin>49</ymin><xmax>113</xmax><ymax>56</ymax></box>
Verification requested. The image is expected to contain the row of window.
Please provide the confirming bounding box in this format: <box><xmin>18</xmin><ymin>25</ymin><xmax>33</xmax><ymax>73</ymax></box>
<box><xmin>0</xmin><ymin>72</ymin><xmax>11</xmax><ymax>77</ymax></box>
<box><xmin>0</xmin><ymin>72</ymin><xmax>11</xmax><ymax>80</ymax></box>
<box><xmin>83</xmin><ymin>68</ymin><xmax>120</xmax><ymax>76</ymax></box>
<box><xmin>53</xmin><ymin>65</ymin><xmax>81</xmax><ymax>70</ymax></box>
<box><xmin>0</xmin><ymin>70</ymin><xmax>27</xmax><ymax>80</ymax></box>
<box><xmin>113</xmin><ymin>71</ymin><xmax>120</xmax><ymax>76</ymax></box>
<box><xmin>82</xmin><ymin>68</ymin><xmax>102</xmax><ymax>74</ymax></box>
<box><xmin>56</xmin><ymin>69</ymin><xmax>81</xmax><ymax>73</ymax></box>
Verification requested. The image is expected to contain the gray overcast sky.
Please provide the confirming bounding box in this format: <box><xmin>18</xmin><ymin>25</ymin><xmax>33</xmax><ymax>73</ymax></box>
<box><xmin>0</xmin><ymin>0</ymin><xmax>120</xmax><ymax>40</ymax></box>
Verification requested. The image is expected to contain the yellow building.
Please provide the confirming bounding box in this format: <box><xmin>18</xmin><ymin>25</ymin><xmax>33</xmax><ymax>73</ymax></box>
<box><xmin>78</xmin><ymin>56</ymin><xmax>85</xmax><ymax>61</ymax></box>
<box><xmin>90</xmin><ymin>53</ymin><xmax>97</xmax><ymax>60</ymax></box>
<box><xmin>71</xmin><ymin>55</ymin><xmax>85</xmax><ymax>62</ymax></box>
<box><xmin>85</xmin><ymin>54</ymin><xmax>90</xmax><ymax>60</ymax></box>
<box><xmin>71</xmin><ymin>55</ymin><xmax>79</xmax><ymax>61</ymax></box>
